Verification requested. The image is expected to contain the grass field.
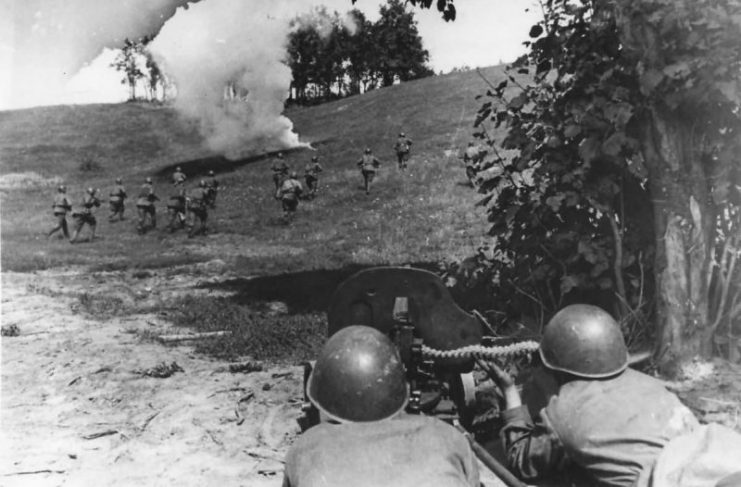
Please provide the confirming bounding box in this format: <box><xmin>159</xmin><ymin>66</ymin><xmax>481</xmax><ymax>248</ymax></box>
<box><xmin>1</xmin><ymin>66</ymin><xmax>510</xmax><ymax>276</ymax></box>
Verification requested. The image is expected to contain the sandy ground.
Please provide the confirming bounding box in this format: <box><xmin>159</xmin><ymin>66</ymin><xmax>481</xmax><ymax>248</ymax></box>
<box><xmin>1</xmin><ymin>269</ymin><xmax>508</xmax><ymax>487</ymax></box>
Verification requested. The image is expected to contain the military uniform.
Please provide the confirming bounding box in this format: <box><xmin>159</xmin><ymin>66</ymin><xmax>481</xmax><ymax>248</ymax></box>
<box><xmin>136</xmin><ymin>180</ymin><xmax>159</xmax><ymax>233</ymax></box>
<box><xmin>283</xmin><ymin>414</ymin><xmax>479</xmax><ymax>487</ymax></box>
<box><xmin>108</xmin><ymin>183</ymin><xmax>127</xmax><ymax>222</ymax></box>
<box><xmin>272</xmin><ymin>159</ymin><xmax>289</xmax><ymax>190</ymax></box>
<box><xmin>394</xmin><ymin>134</ymin><xmax>413</xmax><ymax>169</ymax></box>
<box><xmin>48</xmin><ymin>190</ymin><xmax>72</xmax><ymax>239</ymax></box>
<box><xmin>205</xmin><ymin>173</ymin><xmax>219</xmax><ymax>208</ymax></box>
<box><xmin>276</xmin><ymin>176</ymin><xmax>303</xmax><ymax>219</ymax></box>
<box><xmin>172</xmin><ymin>168</ymin><xmax>187</xmax><ymax>186</ymax></box>
<box><xmin>357</xmin><ymin>152</ymin><xmax>380</xmax><ymax>194</ymax></box>
<box><xmin>166</xmin><ymin>188</ymin><xmax>187</xmax><ymax>232</ymax></box>
<box><xmin>70</xmin><ymin>190</ymin><xmax>101</xmax><ymax>243</ymax></box>
<box><xmin>304</xmin><ymin>161</ymin><xmax>323</xmax><ymax>197</ymax></box>
<box><xmin>187</xmin><ymin>185</ymin><xmax>209</xmax><ymax>237</ymax></box>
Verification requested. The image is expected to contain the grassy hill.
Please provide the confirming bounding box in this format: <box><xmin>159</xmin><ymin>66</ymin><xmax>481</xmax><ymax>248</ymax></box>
<box><xmin>0</xmin><ymin>66</ymin><xmax>508</xmax><ymax>275</ymax></box>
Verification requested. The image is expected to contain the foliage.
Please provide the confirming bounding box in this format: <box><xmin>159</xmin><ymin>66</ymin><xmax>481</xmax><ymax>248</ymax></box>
<box><xmin>287</xmin><ymin>2</ymin><xmax>433</xmax><ymax>104</ymax></box>
<box><xmin>111</xmin><ymin>37</ymin><xmax>167</xmax><ymax>102</ymax></box>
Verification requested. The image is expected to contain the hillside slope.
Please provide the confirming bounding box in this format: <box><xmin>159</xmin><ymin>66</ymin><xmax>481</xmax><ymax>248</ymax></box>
<box><xmin>0</xmin><ymin>66</ymin><xmax>508</xmax><ymax>273</ymax></box>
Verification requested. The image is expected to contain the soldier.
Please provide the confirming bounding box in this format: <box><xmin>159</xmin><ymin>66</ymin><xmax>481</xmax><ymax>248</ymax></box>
<box><xmin>276</xmin><ymin>171</ymin><xmax>303</xmax><ymax>221</ymax></box>
<box><xmin>303</xmin><ymin>155</ymin><xmax>323</xmax><ymax>198</ymax></box>
<box><xmin>172</xmin><ymin>166</ymin><xmax>187</xmax><ymax>186</ymax></box>
<box><xmin>187</xmin><ymin>180</ymin><xmax>209</xmax><ymax>237</ymax></box>
<box><xmin>70</xmin><ymin>187</ymin><xmax>101</xmax><ymax>243</ymax></box>
<box><xmin>47</xmin><ymin>185</ymin><xmax>72</xmax><ymax>239</ymax></box>
<box><xmin>357</xmin><ymin>147</ymin><xmax>381</xmax><ymax>195</ymax></box>
<box><xmin>462</xmin><ymin>141</ymin><xmax>482</xmax><ymax>186</ymax></box>
<box><xmin>165</xmin><ymin>186</ymin><xmax>187</xmax><ymax>233</ymax></box>
<box><xmin>478</xmin><ymin>304</ymin><xmax>699</xmax><ymax>487</ymax></box>
<box><xmin>393</xmin><ymin>131</ymin><xmax>413</xmax><ymax>169</ymax></box>
<box><xmin>108</xmin><ymin>177</ymin><xmax>127</xmax><ymax>222</ymax></box>
<box><xmin>135</xmin><ymin>177</ymin><xmax>159</xmax><ymax>234</ymax></box>
<box><xmin>204</xmin><ymin>170</ymin><xmax>219</xmax><ymax>208</ymax></box>
<box><xmin>283</xmin><ymin>325</ymin><xmax>480</xmax><ymax>487</ymax></box>
<box><xmin>271</xmin><ymin>152</ymin><xmax>289</xmax><ymax>190</ymax></box>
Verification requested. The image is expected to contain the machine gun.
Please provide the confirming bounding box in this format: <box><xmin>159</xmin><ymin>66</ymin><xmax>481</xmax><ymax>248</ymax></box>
<box><xmin>300</xmin><ymin>267</ymin><xmax>538</xmax><ymax>486</ymax></box>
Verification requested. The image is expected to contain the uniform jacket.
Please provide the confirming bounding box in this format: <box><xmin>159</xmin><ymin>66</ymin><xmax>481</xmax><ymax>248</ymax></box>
<box><xmin>172</xmin><ymin>171</ymin><xmax>186</xmax><ymax>186</ymax></box>
<box><xmin>283</xmin><ymin>413</ymin><xmax>479</xmax><ymax>487</ymax></box>
<box><xmin>136</xmin><ymin>183</ymin><xmax>157</xmax><ymax>207</ymax></box>
<box><xmin>501</xmin><ymin>368</ymin><xmax>699</xmax><ymax>487</ymax></box>
<box><xmin>53</xmin><ymin>193</ymin><xmax>72</xmax><ymax>215</ymax></box>
<box><xmin>79</xmin><ymin>193</ymin><xmax>100</xmax><ymax>215</ymax></box>
<box><xmin>277</xmin><ymin>178</ymin><xmax>303</xmax><ymax>200</ymax></box>
<box><xmin>394</xmin><ymin>136</ymin><xmax>413</xmax><ymax>153</ymax></box>
<box><xmin>188</xmin><ymin>187</ymin><xmax>209</xmax><ymax>210</ymax></box>
<box><xmin>304</xmin><ymin>163</ymin><xmax>323</xmax><ymax>178</ymax></box>
<box><xmin>205</xmin><ymin>176</ymin><xmax>218</xmax><ymax>189</ymax></box>
<box><xmin>109</xmin><ymin>184</ymin><xmax>127</xmax><ymax>202</ymax></box>
<box><xmin>272</xmin><ymin>161</ymin><xmax>289</xmax><ymax>174</ymax></box>
<box><xmin>358</xmin><ymin>154</ymin><xmax>380</xmax><ymax>171</ymax></box>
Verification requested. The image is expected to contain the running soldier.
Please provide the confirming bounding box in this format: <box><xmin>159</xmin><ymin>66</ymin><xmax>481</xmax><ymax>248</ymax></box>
<box><xmin>47</xmin><ymin>185</ymin><xmax>72</xmax><ymax>239</ymax></box>
<box><xmin>70</xmin><ymin>187</ymin><xmax>101</xmax><ymax>243</ymax></box>
<box><xmin>165</xmin><ymin>187</ymin><xmax>187</xmax><ymax>233</ymax></box>
<box><xmin>204</xmin><ymin>170</ymin><xmax>219</xmax><ymax>208</ymax></box>
<box><xmin>271</xmin><ymin>152</ymin><xmax>289</xmax><ymax>190</ymax></box>
<box><xmin>393</xmin><ymin>132</ymin><xmax>413</xmax><ymax>169</ymax></box>
<box><xmin>276</xmin><ymin>171</ymin><xmax>303</xmax><ymax>221</ymax></box>
<box><xmin>357</xmin><ymin>148</ymin><xmax>381</xmax><ymax>195</ymax></box>
<box><xmin>136</xmin><ymin>177</ymin><xmax>159</xmax><ymax>234</ymax></box>
<box><xmin>172</xmin><ymin>166</ymin><xmax>187</xmax><ymax>186</ymax></box>
<box><xmin>304</xmin><ymin>155</ymin><xmax>323</xmax><ymax>198</ymax></box>
<box><xmin>108</xmin><ymin>177</ymin><xmax>127</xmax><ymax>222</ymax></box>
<box><xmin>187</xmin><ymin>180</ymin><xmax>209</xmax><ymax>237</ymax></box>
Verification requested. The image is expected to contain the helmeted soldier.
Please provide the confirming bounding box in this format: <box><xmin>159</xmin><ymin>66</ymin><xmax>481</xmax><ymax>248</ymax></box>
<box><xmin>357</xmin><ymin>147</ymin><xmax>381</xmax><ymax>195</ymax></box>
<box><xmin>393</xmin><ymin>131</ymin><xmax>413</xmax><ymax>169</ymax></box>
<box><xmin>303</xmin><ymin>155</ymin><xmax>323</xmax><ymax>198</ymax></box>
<box><xmin>172</xmin><ymin>166</ymin><xmax>187</xmax><ymax>186</ymax></box>
<box><xmin>70</xmin><ymin>187</ymin><xmax>101</xmax><ymax>243</ymax></box>
<box><xmin>135</xmin><ymin>176</ymin><xmax>159</xmax><ymax>234</ymax></box>
<box><xmin>108</xmin><ymin>177</ymin><xmax>127</xmax><ymax>222</ymax></box>
<box><xmin>204</xmin><ymin>170</ymin><xmax>219</xmax><ymax>208</ymax></box>
<box><xmin>186</xmin><ymin>180</ymin><xmax>209</xmax><ymax>237</ymax></box>
<box><xmin>165</xmin><ymin>186</ymin><xmax>187</xmax><ymax>233</ymax></box>
<box><xmin>271</xmin><ymin>152</ymin><xmax>289</xmax><ymax>190</ymax></box>
<box><xmin>283</xmin><ymin>325</ymin><xmax>480</xmax><ymax>487</ymax></box>
<box><xmin>478</xmin><ymin>304</ymin><xmax>699</xmax><ymax>487</ymax></box>
<box><xmin>276</xmin><ymin>171</ymin><xmax>303</xmax><ymax>221</ymax></box>
<box><xmin>47</xmin><ymin>185</ymin><xmax>72</xmax><ymax>239</ymax></box>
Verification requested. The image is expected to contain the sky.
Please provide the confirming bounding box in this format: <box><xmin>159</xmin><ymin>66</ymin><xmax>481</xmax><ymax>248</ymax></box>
<box><xmin>0</xmin><ymin>0</ymin><xmax>540</xmax><ymax>111</ymax></box>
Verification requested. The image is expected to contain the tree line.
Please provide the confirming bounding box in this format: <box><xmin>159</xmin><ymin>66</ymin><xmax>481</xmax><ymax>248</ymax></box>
<box><xmin>111</xmin><ymin>37</ymin><xmax>169</xmax><ymax>103</ymax></box>
<box><xmin>287</xmin><ymin>0</ymin><xmax>433</xmax><ymax>105</ymax></box>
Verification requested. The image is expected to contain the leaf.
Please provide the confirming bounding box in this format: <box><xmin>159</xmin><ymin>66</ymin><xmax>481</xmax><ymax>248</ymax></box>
<box><xmin>529</xmin><ymin>24</ymin><xmax>544</xmax><ymax>38</ymax></box>
<box><xmin>507</xmin><ymin>93</ymin><xmax>528</xmax><ymax>110</ymax></box>
<box><xmin>602</xmin><ymin>132</ymin><xmax>627</xmax><ymax>157</ymax></box>
<box><xmin>564</xmin><ymin>124</ymin><xmax>581</xmax><ymax>139</ymax></box>
<box><xmin>578</xmin><ymin>137</ymin><xmax>601</xmax><ymax>163</ymax></box>
<box><xmin>640</xmin><ymin>69</ymin><xmax>664</xmax><ymax>95</ymax></box>
<box><xmin>560</xmin><ymin>274</ymin><xmax>581</xmax><ymax>294</ymax></box>
<box><xmin>662</xmin><ymin>61</ymin><xmax>690</xmax><ymax>79</ymax></box>
<box><xmin>546</xmin><ymin>194</ymin><xmax>564</xmax><ymax>211</ymax></box>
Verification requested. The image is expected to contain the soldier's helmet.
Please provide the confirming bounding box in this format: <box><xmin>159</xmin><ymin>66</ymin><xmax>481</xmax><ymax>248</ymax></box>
<box><xmin>311</xmin><ymin>156</ymin><xmax>318</xmax><ymax>162</ymax></box>
<box><xmin>115</xmin><ymin>177</ymin><xmax>122</xmax><ymax>184</ymax></box>
<box><xmin>199</xmin><ymin>179</ymin><xmax>206</xmax><ymax>188</ymax></box>
<box><xmin>307</xmin><ymin>325</ymin><xmax>408</xmax><ymax>422</ymax></box>
<box><xmin>290</xmin><ymin>171</ymin><xmax>298</xmax><ymax>179</ymax></box>
<box><xmin>364</xmin><ymin>147</ymin><xmax>372</xmax><ymax>154</ymax></box>
<box><xmin>208</xmin><ymin>170</ymin><xmax>215</xmax><ymax>176</ymax></box>
<box><xmin>87</xmin><ymin>187</ymin><xmax>95</xmax><ymax>195</ymax></box>
<box><xmin>468</xmin><ymin>141</ymin><xmax>474</xmax><ymax>146</ymax></box>
<box><xmin>277</xmin><ymin>152</ymin><xmax>284</xmax><ymax>159</ymax></box>
<box><xmin>399</xmin><ymin>132</ymin><xmax>405</xmax><ymax>137</ymax></box>
<box><xmin>176</xmin><ymin>166</ymin><xmax>182</xmax><ymax>172</ymax></box>
<box><xmin>58</xmin><ymin>185</ymin><xmax>66</xmax><ymax>193</ymax></box>
<box><xmin>145</xmin><ymin>177</ymin><xmax>153</xmax><ymax>184</ymax></box>
<box><xmin>539</xmin><ymin>304</ymin><xmax>629</xmax><ymax>379</ymax></box>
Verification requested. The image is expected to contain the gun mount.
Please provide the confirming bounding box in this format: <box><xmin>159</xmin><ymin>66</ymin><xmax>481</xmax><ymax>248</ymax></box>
<box><xmin>301</xmin><ymin>266</ymin><xmax>538</xmax><ymax>430</ymax></box>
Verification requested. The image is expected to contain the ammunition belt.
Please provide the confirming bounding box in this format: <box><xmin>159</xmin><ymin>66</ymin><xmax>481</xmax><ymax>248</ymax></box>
<box><xmin>421</xmin><ymin>340</ymin><xmax>539</xmax><ymax>360</ymax></box>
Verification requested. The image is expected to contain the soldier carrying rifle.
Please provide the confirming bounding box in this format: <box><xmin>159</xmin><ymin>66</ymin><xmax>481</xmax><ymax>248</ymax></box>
<box><xmin>70</xmin><ymin>187</ymin><xmax>101</xmax><ymax>243</ymax></box>
<box><xmin>136</xmin><ymin>177</ymin><xmax>159</xmax><ymax>234</ymax></box>
<box><xmin>304</xmin><ymin>155</ymin><xmax>323</xmax><ymax>198</ymax></box>
<box><xmin>357</xmin><ymin>147</ymin><xmax>381</xmax><ymax>195</ymax></box>
<box><xmin>108</xmin><ymin>177</ymin><xmax>127</xmax><ymax>222</ymax></box>
<box><xmin>47</xmin><ymin>185</ymin><xmax>72</xmax><ymax>239</ymax></box>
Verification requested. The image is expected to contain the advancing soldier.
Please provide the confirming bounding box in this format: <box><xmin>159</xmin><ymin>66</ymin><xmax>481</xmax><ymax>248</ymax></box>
<box><xmin>70</xmin><ymin>187</ymin><xmax>101</xmax><ymax>243</ymax></box>
<box><xmin>204</xmin><ymin>170</ymin><xmax>219</xmax><ymax>208</ymax></box>
<box><xmin>108</xmin><ymin>177</ymin><xmax>127</xmax><ymax>222</ymax></box>
<box><xmin>283</xmin><ymin>325</ymin><xmax>480</xmax><ymax>487</ymax></box>
<box><xmin>172</xmin><ymin>166</ymin><xmax>187</xmax><ymax>186</ymax></box>
<box><xmin>478</xmin><ymin>304</ymin><xmax>699</xmax><ymax>487</ymax></box>
<box><xmin>271</xmin><ymin>152</ymin><xmax>289</xmax><ymax>190</ymax></box>
<box><xmin>357</xmin><ymin>147</ymin><xmax>381</xmax><ymax>195</ymax></box>
<box><xmin>276</xmin><ymin>171</ymin><xmax>303</xmax><ymax>221</ymax></box>
<box><xmin>187</xmin><ymin>180</ymin><xmax>209</xmax><ymax>237</ymax></box>
<box><xmin>47</xmin><ymin>185</ymin><xmax>72</xmax><ymax>239</ymax></box>
<box><xmin>165</xmin><ymin>187</ymin><xmax>187</xmax><ymax>233</ymax></box>
<box><xmin>393</xmin><ymin>131</ymin><xmax>413</xmax><ymax>169</ymax></box>
<box><xmin>135</xmin><ymin>177</ymin><xmax>159</xmax><ymax>234</ymax></box>
<box><xmin>462</xmin><ymin>142</ymin><xmax>482</xmax><ymax>187</ymax></box>
<box><xmin>303</xmin><ymin>155</ymin><xmax>323</xmax><ymax>198</ymax></box>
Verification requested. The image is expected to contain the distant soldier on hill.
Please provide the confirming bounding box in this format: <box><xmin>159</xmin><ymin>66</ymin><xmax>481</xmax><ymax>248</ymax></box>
<box><xmin>276</xmin><ymin>171</ymin><xmax>303</xmax><ymax>221</ymax></box>
<box><xmin>136</xmin><ymin>177</ymin><xmax>159</xmax><ymax>234</ymax></box>
<box><xmin>47</xmin><ymin>185</ymin><xmax>72</xmax><ymax>239</ymax></box>
<box><xmin>271</xmin><ymin>152</ymin><xmax>289</xmax><ymax>190</ymax></box>
<box><xmin>357</xmin><ymin>147</ymin><xmax>381</xmax><ymax>195</ymax></box>
<box><xmin>462</xmin><ymin>141</ymin><xmax>483</xmax><ymax>187</ymax></box>
<box><xmin>304</xmin><ymin>155</ymin><xmax>323</xmax><ymax>198</ymax></box>
<box><xmin>187</xmin><ymin>180</ymin><xmax>209</xmax><ymax>237</ymax></box>
<box><xmin>393</xmin><ymin>132</ymin><xmax>413</xmax><ymax>169</ymax></box>
<box><xmin>70</xmin><ymin>187</ymin><xmax>101</xmax><ymax>243</ymax></box>
<box><xmin>108</xmin><ymin>177</ymin><xmax>127</xmax><ymax>222</ymax></box>
<box><xmin>165</xmin><ymin>186</ymin><xmax>187</xmax><ymax>233</ymax></box>
<box><xmin>205</xmin><ymin>170</ymin><xmax>219</xmax><ymax>208</ymax></box>
<box><xmin>172</xmin><ymin>166</ymin><xmax>187</xmax><ymax>186</ymax></box>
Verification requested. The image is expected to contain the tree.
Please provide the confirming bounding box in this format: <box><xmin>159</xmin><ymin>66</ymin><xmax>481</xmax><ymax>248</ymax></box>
<box><xmin>405</xmin><ymin>0</ymin><xmax>741</xmax><ymax>373</ymax></box>
<box><xmin>111</xmin><ymin>38</ymin><xmax>145</xmax><ymax>101</ymax></box>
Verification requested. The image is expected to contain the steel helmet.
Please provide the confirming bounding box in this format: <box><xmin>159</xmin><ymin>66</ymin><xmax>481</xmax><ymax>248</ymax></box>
<box><xmin>145</xmin><ymin>177</ymin><xmax>152</xmax><ymax>184</ymax></box>
<box><xmin>115</xmin><ymin>177</ymin><xmax>122</xmax><ymax>184</ymax></box>
<box><xmin>289</xmin><ymin>171</ymin><xmax>298</xmax><ymax>179</ymax></box>
<box><xmin>208</xmin><ymin>170</ymin><xmax>214</xmax><ymax>176</ymax></box>
<box><xmin>277</xmin><ymin>152</ymin><xmax>284</xmax><ymax>159</ymax></box>
<box><xmin>364</xmin><ymin>147</ymin><xmax>372</xmax><ymax>154</ymax></box>
<box><xmin>311</xmin><ymin>156</ymin><xmax>318</xmax><ymax>162</ymax></box>
<box><xmin>540</xmin><ymin>304</ymin><xmax>628</xmax><ymax>379</ymax></box>
<box><xmin>87</xmin><ymin>187</ymin><xmax>95</xmax><ymax>194</ymax></box>
<box><xmin>199</xmin><ymin>179</ymin><xmax>206</xmax><ymax>188</ymax></box>
<box><xmin>307</xmin><ymin>325</ymin><xmax>408</xmax><ymax>422</ymax></box>
<box><xmin>58</xmin><ymin>185</ymin><xmax>66</xmax><ymax>193</ymax></box>
<box><xmin>399</xmin><ymin>132</ymin><xmax>405</xmax><ymax>137</ymax></box>
<box><xmin>176</xmin><ymin>166</ymin><xmax>182</xmax><ymax>172</ymax></box>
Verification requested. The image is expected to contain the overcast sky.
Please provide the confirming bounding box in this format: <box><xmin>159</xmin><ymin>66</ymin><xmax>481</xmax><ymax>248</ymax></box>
<box><xmin>0</xmin><ymin>0</ymin><xmax>540</xmax><ymax>110</ymax></box>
